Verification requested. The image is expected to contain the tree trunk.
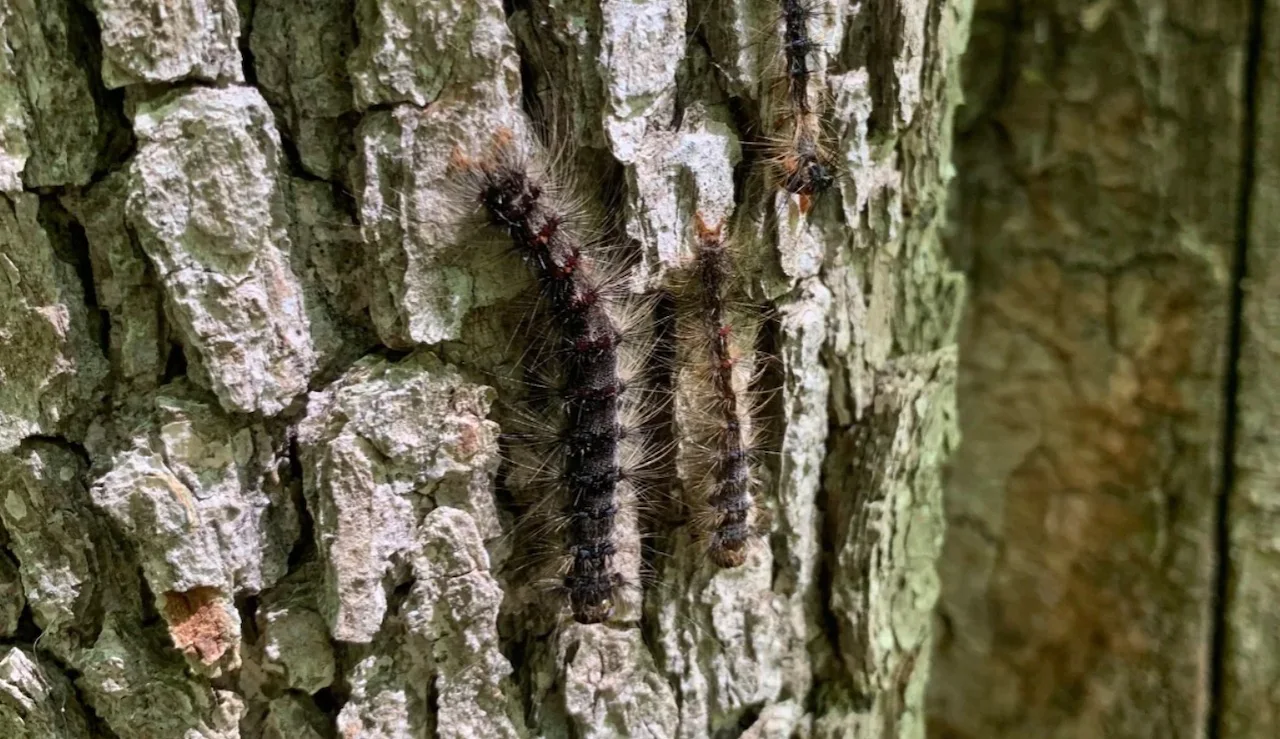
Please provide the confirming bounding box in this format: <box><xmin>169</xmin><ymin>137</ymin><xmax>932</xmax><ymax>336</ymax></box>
<box><xmin>1219</xmin><ymin>1</ymin><xmax>1280</xmax><ymax>736</ymax></box>
<box><xmin>929</xmin><ymin>1</ymin><xmax>1262</xmax><ymax>738</ymax></box>
<box><xmin>0</xmin><ymin>0</ymin><xmax>968</xmax><ymax>737</ymax></box>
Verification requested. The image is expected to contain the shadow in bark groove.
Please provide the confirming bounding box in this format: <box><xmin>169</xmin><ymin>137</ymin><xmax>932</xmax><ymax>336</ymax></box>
<box><xmin>1208</xmin><ymin>0</ymin><xmax>1266</xmax><ymax>736</ymax></box>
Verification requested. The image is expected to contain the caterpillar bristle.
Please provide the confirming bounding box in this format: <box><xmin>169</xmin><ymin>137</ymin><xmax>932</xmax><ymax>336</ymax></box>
<box><xmin>454</xmin><ymin>127</ymin><xmax>649</xmax><ymax>625</ymax></box>
<box><xmin>721</xmin><ymin>0</ymin><xmax>834</xmax><ymax>70</ymax></box>
<box><xmin>765</xmin><ymin>0</ymin><xmax>838</xmax><ymax>210</ymax></box>
<box><xmin>671</xmin><ymin>215</ymin><xmax>768</xmax><ymax>569</ymax></box>
<box><xmin>695</xmin><ymin>0</ymin><xmax>836</xmax><ymax>211</ymax></box>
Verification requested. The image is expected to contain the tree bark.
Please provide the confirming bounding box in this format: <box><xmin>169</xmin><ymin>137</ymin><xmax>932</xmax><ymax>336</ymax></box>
<box><xmin>0</xmin><ymin>0</ymin><xmax>969</xmax><ymax>737</ymax></box>
<box><xmin>930</xmin><ymin>1</ymin><xmax>1257</xmax><ymax>738</ymax></box>
<box><xmin>1222</xmin><ymin>1</ymin><xmax>1280</xmax><ymax>736</ymax></box>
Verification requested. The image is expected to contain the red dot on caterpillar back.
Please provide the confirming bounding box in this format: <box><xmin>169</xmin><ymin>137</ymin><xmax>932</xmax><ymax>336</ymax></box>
<box><xmin>574</xmin><ymin>333</ymin><xmax>617</xmax><ymax>353</ymax></box>
<box><xmin>571</xmin><ymin>288</ymin><xmax>600</xmax><ymax>311</ymax></box>
<box><xmin>534</xmin><ymin>215</ymin><xmax>561</xmax><ymax>247</ymax></box>
<box><xmin>553</xmin><ymin>252</ymin><xmax>579</xmax><ymax>279</ymax></box>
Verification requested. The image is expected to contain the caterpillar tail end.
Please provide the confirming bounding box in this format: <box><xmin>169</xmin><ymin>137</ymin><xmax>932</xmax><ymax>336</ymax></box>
<box><xmin>709</xmin><ymin>523</ymin><xmax>752</xmax><ymax>568</ymax></box>
<box><xmin>569</xmin><ymin>592</ymin><xmax>615</xmax><ymax>625</ymax></box>
<box><xmin>567</xmin><ymin>571</ymin><xmax>618</xmax><ymax>624</ymax></box>
<box><xmin>709</xmin><ymin>544</ymin><xmax>749</xmax><ymax>569</ymax></box>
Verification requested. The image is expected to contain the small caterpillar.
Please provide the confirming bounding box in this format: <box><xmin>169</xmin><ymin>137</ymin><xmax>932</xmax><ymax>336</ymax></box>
<box><xmin>769</xmin><ymin>0</ymin><xmax>835</xmax><ymax>210</ymax></box>
<box><xmin>451</xmin><ymin>129</ymin><xmax>643</xmax><ymax>624</ymax></box>
<box><xmin>678</xmin><ymin>216</ymin><xmax>762</xmax><ymax>568</ymax></box>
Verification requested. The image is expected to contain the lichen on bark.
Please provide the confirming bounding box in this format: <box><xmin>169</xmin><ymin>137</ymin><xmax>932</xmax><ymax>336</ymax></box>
<box><xmin>929</xmin><ymin>2</ymin><xmax>1249</xmax><ymax>737</ymax></box>
<box><xmin>0</xmin><ymin>0</ymin><xmax>969</xmax><ymax>736</ymax></box>
<box><xmin>0</xmin><ymin>0</ymin><xmax>102</xmax><ymax>191</ymax></box>
<box><xmin>0</xmin><ymin>194</ymin><xmax>108</xmax><ymax>453</ymax></box>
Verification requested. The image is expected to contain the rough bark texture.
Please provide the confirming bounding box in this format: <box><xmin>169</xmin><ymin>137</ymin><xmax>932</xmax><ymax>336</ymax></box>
<box><xmin>0</xmin><ymin>0</ymin><xmax>968</xmax><ymax>737</ymax></box>
<box><xmin>930</xmin><ymin>2</ymin><xmax>1253</xmax><ymax>738</ymax></box>
<box><xmin>1223</xmin><ymin>1</ymin><xmax>1280</xmax><ymax>736</ymax></box>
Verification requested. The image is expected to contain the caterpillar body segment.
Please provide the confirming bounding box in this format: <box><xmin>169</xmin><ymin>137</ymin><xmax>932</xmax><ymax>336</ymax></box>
<box><xmin>452</xmin><ymin>129</ymin><xmax>650</xmax><ymax>624</ymax></box>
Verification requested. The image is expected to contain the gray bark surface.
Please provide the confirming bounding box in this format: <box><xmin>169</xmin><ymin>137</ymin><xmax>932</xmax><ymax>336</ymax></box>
<box><xmin>0</xmin><ymin>0</ymin><xmax>968</xmax><ymax>737</ymax></box>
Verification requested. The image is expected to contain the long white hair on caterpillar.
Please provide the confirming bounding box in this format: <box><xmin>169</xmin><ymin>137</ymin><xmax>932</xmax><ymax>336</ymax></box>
<box><xmin>764</xmin><ymin>0</ymin><xmax>838</xmax><ymax>214</ymax></box>
<box><xmin>669</xmin><ymin>214</ymin><xmax>772</xmax><ymax>568</ymax></box>
<box><xmin>448</xmin><ymin>128</ymin><xmax>651</xmax><ymax>626</ymax></box>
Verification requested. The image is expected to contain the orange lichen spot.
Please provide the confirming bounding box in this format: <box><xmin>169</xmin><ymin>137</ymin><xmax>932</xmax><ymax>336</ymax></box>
<box><xmin>455</xmin><ymin>416</ymin><xmax>486</xmax><ymax>459</ymax></box>
<box><xmin>163</xmin><ymin>587</ymin><xmax>237</xmax><ymax>666</ymax></box>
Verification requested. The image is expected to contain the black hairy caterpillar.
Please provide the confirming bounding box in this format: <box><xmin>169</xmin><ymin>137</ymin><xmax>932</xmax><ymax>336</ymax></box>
<box><xmin>676</xmin><ymin>216</ymin><xmax>764</xmax><ymax>568</ymax></box>
<box><xmin>450</xmin><ymin>129</ymin><xmax>645</xmax><ymax>624</ymax></box>
<box><xmin>769</xmin><ymin>0</ymin><xmax>836</xmax><ymax>211</ymax></box>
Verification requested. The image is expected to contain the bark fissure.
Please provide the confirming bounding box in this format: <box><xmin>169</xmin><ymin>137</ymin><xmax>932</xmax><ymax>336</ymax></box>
<box><xmin>932</xmin><ymin>2</ymin><xmax>1253</xmax><ymax>737</ymax></box>
<box><xmin>1210</xmin><ymin>1</ymin><xmax>1267</xmax><ymax>737</ymax></box>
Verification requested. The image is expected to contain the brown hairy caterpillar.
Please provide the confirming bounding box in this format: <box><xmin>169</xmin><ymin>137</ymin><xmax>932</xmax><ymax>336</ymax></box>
<box><xmin>767</xmin><ymin>0</ymin><xmax>836</xmax><ymax>211</ymax></box>
<box><xmin>449</xmin><ymin>129</ymin><xmax>647</xmax><ymax>625</ymax></box>
<box><xmin>675</xmin><ymin>215</ymin><xmax>765</xmax><ymax>568</ymax></box>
